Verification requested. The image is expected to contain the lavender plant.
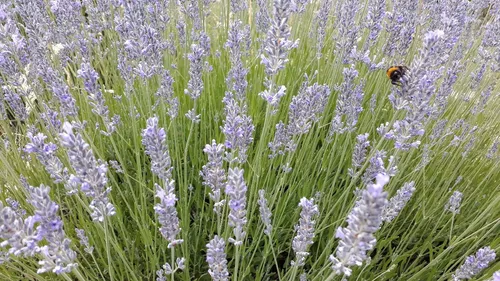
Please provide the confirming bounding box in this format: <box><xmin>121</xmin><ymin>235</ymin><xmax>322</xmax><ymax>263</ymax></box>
<box><xmin>0</xmin><ymin>0</ymin><xmax>499</xmax><ymax>280</ymax></box>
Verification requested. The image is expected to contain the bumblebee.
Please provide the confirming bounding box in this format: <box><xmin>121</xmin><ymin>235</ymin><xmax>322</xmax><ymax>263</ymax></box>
<box><xmin>386</xmin><ymin>65</ymin><xmax>408</xmax><ymax>86</ymax></box>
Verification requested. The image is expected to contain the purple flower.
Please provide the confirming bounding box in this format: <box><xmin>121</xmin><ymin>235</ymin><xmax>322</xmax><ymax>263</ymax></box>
<box><xmin>292</xmin><ymin>198</ymin><xmax>319</xmax><ymax>267</ymax></box>
<box><xmin>452</xmin><ymin>247</ymin><xmax>496</xmax><ymax>281</ymax></box>
<box><xmin>154</xmin><ymin>69</ymin><xmax>178</xmax><ymax>119</ymax></box>
<box><xmin>222</xmin><ymin>92</ymin><xmax>254</xmax><ymax>163</ymax></box>
<box><xmin>314</xmin><ymin>0</ymin><xmax>332</xmax><ymax>58</ymax></box>
<box><xmin>348</xmin><ymin>133</ymin><xmax>370</xmax><ymax>177</ymax></box>
<box><xmin>75</xmin><ymin>228</ymin><xmax>93</xmax><ymax>254</ymax></box>
<box><xmin>206</xmin><ymin>235</ymin><xmax>229</xmax><ymax>281</ymax></box>
<box><xmin>0</xmin><ymin>204</ymin><xmax>41</xmax><ymax>257</ymax></box>
<box><xmin>362</xmin><ymin>150</ymin><xmax>398</xmax><ymax>184</ymax></box>
<box><xmin>2</xmin><ymin>87</ymin><xmax>27</xmax><ymax>121</ymax></box>
<box><xmin>256</xmin><ymin>0</ymin><xmax>271</xmax><ymax>33</ymax></box>
<box><xmin>363</xmin><ymin>0</ymin><xmax>386</xmax><ymax>51</ymax></box>
<box><xmin>51</xmin><ymin>81</ymin><xmax>78</xmax><ymax>118</ymax></box>
<box><xmin>225</xmin><ymin>20</ymin><xmax>250</xmax><ymax>102</ymax></box>
<box><xmin>491</xmin><ymin>271</ymin><xmax>500</xmax><ymax>281</ymax></box>
<box><xmin>109</xmin><ymin>160</ymin><xmax>124</xmax><ymax>174</ymax></box>
<box><xmin>327</xmin><ymin>66</ymin><xmax>365</xmax><ymax>137</ymax></box>
<box><xmin>288</xmin><ymin>82</ymin><xmax>331</xmax><ymax>136</ymax></box>
<box><xmin>230</xmin><ymin>0</ymin><xmax>246</xmax><ymax>13</ymax></box>
<box><xmin>258</xmin><ymin>190</ymin><xmax>273</xmax><ymax>236</ymax></box>
<box><xmin>471</xmin><ymin>85</ymin><xmax>492</xmax><ymax>115</ymax></box>
<box><xmin>26</xmin><ymin>184</ymin><xmax>78</xmax><ymax>274</ymax></box>
<box><xmin>382</xmin><ymin>181</ymin><xmax>415</xmax><ymax>222</ymax></box>
<box><xmin>24</xmin><ymin>132</ymin><xmax>69</xmax><ymax>187</ymax></box>
<box><xmin>268</xmin><ymin>121</ymin><xmax>296</xmax><ymax>158</ymax></box>
<box><xmin>226</xmin><ymin>168</ymin><xmax>248</xmax><ymax>245</ymax></box>
<box><xmin>185</xmin><ymin>41</ymin><xmax>209</xmax><ymax>101</ymax></box>
<box><xmin>386</xmin><ymin>30</ymin><xmax>447</xmax><ymax>150</ymax></box>
<box><xmin>335</xmin><ymin>0</ymin><xmax>360</xmax><ymax>64</ymax></box>
<box><xmin>200</xmin><ymin>140</ymin><xmax>227</xmax><ymax>214</ymax></box>
<box><xmin>384</xmin><ymin>0</ymin><xmax>418</xmax><ymax>57</ymax></box>
<box><xmin>486</xmin><ymin>139</ymin><xmax>499</xmax><ymax>159</ymax></box>
<box><xmin>330</xmin><ymin>174</ymin><xmax>389</xmax><ymax>276</ymax></box>
<box><xmin>153</xmin><ymin>182</ymin><xmax>183</xmax><ymax>248</ymax></box>
<box><xmin>445</xmin><ymin>191</ymin><xmax>463</xmax><ymax>215</ymax></box>
<box><xmin>260</xmin><ymin>0</ymin><xmax>297</xmax><ymax>76</ymax></box>
<box><xmin>142</xmin><ymin>117</ymin><xmax>173</xmax><ymax>181</ymax></box>
<box><xmin>59</xmin><ymin>122</ymin><xmax>115</xmax><ymax>222</ymax></box>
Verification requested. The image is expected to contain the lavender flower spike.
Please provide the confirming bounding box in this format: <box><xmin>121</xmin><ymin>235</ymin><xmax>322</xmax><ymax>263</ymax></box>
<box><xmin>330</xmin><ymin>173</ymin><xmax>389</xmax><ymax>276</ymax></box>
<box><xmin>142</xmin><ymin>117</ymin><xmax>173</xmax><ymax>181</ymax></box>
<box><xmin>206</xmin><ymin>235</ymin><xmax>229</xmax><ymax>281</ymax></box>
<box><xmin>452</xmin><ymin>247</ymin><xmax>496</xmax><ymax>281</ymax></box>
<box><xmin>24</xmin><ymin>132</ymin><xmax>68</xmax><ymax>187</ymax></box>
<box><xmin>382</xmin><ymin>181</ymin><xmax>416</xmax><ymax>222</ymax></box>
<box><xmin>200</xmin><ymin>140</ymin><xmax>227</xmax><ymax>214</ymax></box>
<box><xmin>154</xmin><ymin>181</ymin><xmax>183</xmax><ymax>248</ymax></box>
<box><xmin>348</xmin><ymin>133</ymin><xmax>370</xmax><ymax>177</ymax></box>
<box><xmin>75</xmin><ymin>228</ymin><xmax>94</xmax><ymax>254</ymax></box>
<box><xmin>292</xmin><ymin>197</ymin><xmax>319</xmax><ymax>267</ymax></box>
<box><xmin>226</xmin><ymin>168</ymin><xmax>248</xmax><ymax>245</ymax></box>
<box><xmin>445</xmin><ymin>191</ymin><xmax>463</xmax><ymax>215</ymax></box>
<box><xmin>258</xmin><ymin>190</ymin><xmax>273</xmax><ymax>236</ymax></box>
<box><xmin>27</xmin><ymin>184</ymin><xmax>78</xmax><ymax>274</ymax></box>
<box><xmin>59</xmin><ymin>122</ymin><xmax>115</xmax><ymax>222</ymax></box>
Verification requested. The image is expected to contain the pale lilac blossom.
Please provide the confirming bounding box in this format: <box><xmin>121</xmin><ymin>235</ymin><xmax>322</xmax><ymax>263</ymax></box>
<box><xmin>142</xmin><ymin>117</ymin><xmax>173</xmax><ymax>181</ymax></box>
<box><xmin>59</xmin><ymin>122</ymin><xmax>115</xmax><ymax>222</ymax></box>
<box><xmin>291</xmin><ymin>198</ymin><xmax>319</xmax><ymax>267</ymax></box>
<box><xmin>200</xmin><ymin>140</ymin><xmax>227</xmax><ymax>214</ymax></box>
<box><xmin>382</xmin><ymin>182</ymin><xmax>415</xmax><ymax>222</ymax></box>
<box><xmin>226</xmin><ymin>168</ymin><xmax>248</xmax><ymax>245</ymax></box>
<box><xmin>206</xmin><ymin>235</ymin><xmax>229</xmax><ymax>281</ymax></box>
<box><xmin>452</xmin><ymin>247</ymin><xmax>496</xmax><ymax>281</ymax></box>
<box><xmin>258</xmin><ymin>190</ymin><xmax>273</xmax><ymax>236</ymax></box>
<box><xmin>330</xmin><ymin>174</ymin><xmax>389</xmax><ymax>276</ymax></box>
<box><xmin>445</xmin><ymin>191</ymin><xmax>463</xmax><ymax>215</ymax></box>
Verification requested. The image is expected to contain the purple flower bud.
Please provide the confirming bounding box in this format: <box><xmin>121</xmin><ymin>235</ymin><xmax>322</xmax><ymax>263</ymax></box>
<box><xmin>260</xmin><ymin>0</ymin><xmax>298</xmax><ymax>76</ymax></box>
<box><xmin>335</xmin><ymin>0</ymin><xmax>360</xmax><ymax>64</ymax></box>
<box><xmin>185</xmin><ymin>41</ymin><xmax>209</xmax><ymax>100</ymax></box>
<box><xmin>258</xmin><ymin>190</ymin><xmax>273</xmax><ymax>236</ymax></box>
<box><xmin>314</xmin><ymin>0</ymin><xmax>332</xmax><ymax>58</ymax></box>
<box><xmin>24</xmin><ymin>132</ymin><xmax>68</xmax><ymax>187</ymax></box>
<box><xmin>268</xmin><ymin>121</ymin><xmax>296</xmax><ymax>158</ymax></box>
<box><xmin>226</xmin><ymin>168</ymin><xmax>248</xmax><ymax>245</ymax></box>
<box><xmin>206</xmin><ymin>235</ymin><xmax>229</xmax><ymax>281</ymax></box>
<box><xmin>348</xmin><ymin>133</ymin><xmax>370</xmax><ymax>177</ymax></box>
<box><xmin>292</xmin><ymin>197</ymin><xmax>319</xmax><ymax>267</ymax></box>
<box><xmin>142</xmin><ymin>117</ymin><xmax>173</xmax><ymax>181</ymax></box>
<box><xmin>154</xmin><ymin>182</ymin><xmax>183</xmax><ymax>248</ymax></box>
<box><xmin>288</xmin><ymin>83</ymin><xmax>331</xmax><ymax>136</ymax></box>
<box><xmin>59</xmin><ymin>122</ymin><xmax>115</xmax><ymax>222</ymax></box>
<box><xmin>328</xmin><ymin>66</ymin><xmax>365</xmax><ymax>137</ymax></box>
<box><xmin>225</xmin><ymin>20</ymin><xmax>250</xmax><ymax>102</ymax></box>
<box><xmin>200</xmin><ymin>140</ymin><xmax>227</xmax><ymax>214</ymax></box>
<box><xmin>445</xmin><ymin>191</ymin><xmax>463</xmax><ymax>215</ymax></box>
<box><xmin>75</xmin><ymin>228</ymin><xmax>93</xmax><ymax>254</ymax></box>
<box><xmin>330</xmin><ymin>174</ymin><xmax>389</xmax><ymax>276</ymax></box>
<box><xmin>256</xmin><ymin>0</ymin><xmax>271</xmax><ymax>33</ymax></box>
<box><xmin>26</xmin><ymin>184</ymin><xmax>78</xmax><ymax>274</ymax></box>
<box><xmin>382</xmin><ymin>181</ymin><xmax>416</xmax><ymax>222</ymax></box>
<box><xmin>222</xmin><ymin>92</ymin><xmax>254</xmax><ymax>163</ymax></box>
<box><xmin>452</xmin><ymin>247</ymin><xmax>496</xmax><ymax>281</ymax></box>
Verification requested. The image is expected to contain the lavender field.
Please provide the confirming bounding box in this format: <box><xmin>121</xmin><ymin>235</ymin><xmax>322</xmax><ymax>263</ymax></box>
<box><xmin>0</xmin><ymin>0</ymin><xmax>499</xmax><ymax>280</ymax></box>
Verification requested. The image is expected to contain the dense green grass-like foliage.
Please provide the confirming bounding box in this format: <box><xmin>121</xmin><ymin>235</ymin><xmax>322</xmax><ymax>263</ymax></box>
<box><xmin>0</xmin><ymin>0</ymin><xmax>499</xmax><ymax>280</ymax></box>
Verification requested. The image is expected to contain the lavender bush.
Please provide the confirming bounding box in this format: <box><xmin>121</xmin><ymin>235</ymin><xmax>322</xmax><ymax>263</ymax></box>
<box><xmin>0</xmin><ymin>0</ymin><xmax>499</xmax><ymax>280</ymax></box>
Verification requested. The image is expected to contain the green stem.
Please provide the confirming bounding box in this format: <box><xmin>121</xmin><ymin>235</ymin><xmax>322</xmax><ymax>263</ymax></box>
<box><xmin>234</xmin><ymin>246</ymin><xmax>240</xmax><ymax>281</ymax></box>
<box><xmin>104</xmin><ymin>218</ymin><xmax>114</xmax><ymax>281</ymax></box>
